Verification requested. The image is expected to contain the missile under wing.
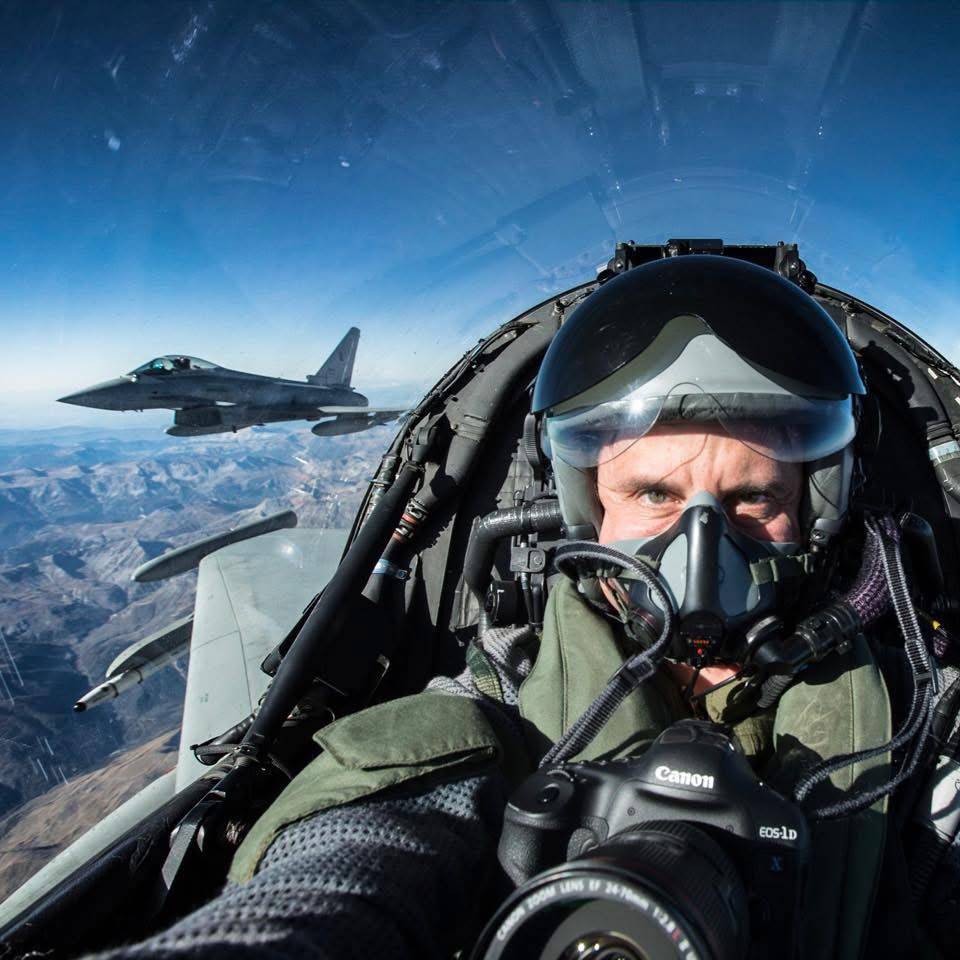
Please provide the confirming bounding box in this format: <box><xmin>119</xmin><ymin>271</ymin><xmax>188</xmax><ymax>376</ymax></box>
<box><xmin>58</xmin><ymin>327</ymin><xmax>405</xmax><ymax>438</ymax></box>
<box><xmin>0</xmin><ymin>516</ymin><xmax>349</xmax><ymax>931</ymax></box>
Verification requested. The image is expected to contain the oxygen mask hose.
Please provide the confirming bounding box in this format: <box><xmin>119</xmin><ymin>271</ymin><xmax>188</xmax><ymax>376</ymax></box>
<box><xmin>540</xmin><ymin>542</ymin><xmax>676</xmax><ymax>767</ymax></box>
<box><xmin>750</xmin><ymin>516</ymin><xmax>890</xmax><ymax>709</ymax></box>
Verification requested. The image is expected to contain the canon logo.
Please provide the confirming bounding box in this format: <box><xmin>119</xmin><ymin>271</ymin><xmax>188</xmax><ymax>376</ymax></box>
<box><xmin>654</xmin><ymin>765</ymin><xmax>716</xmax><ymax>790</ymax></box>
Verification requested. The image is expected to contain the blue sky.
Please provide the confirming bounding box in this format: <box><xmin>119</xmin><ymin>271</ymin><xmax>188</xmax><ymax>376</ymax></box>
<box><xmin>2</xmin><ymin>1</ymin><xmax>958</xmax><ymax>427</ymax></box>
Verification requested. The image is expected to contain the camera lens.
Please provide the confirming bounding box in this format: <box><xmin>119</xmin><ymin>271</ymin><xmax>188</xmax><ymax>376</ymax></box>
<box><xmin>473</xmin><ymin>822</ymin><xmax>748</xmax><ymax>960</ymax></box>
<box><xmin>557</xmin><ymin>931</ymin><xmax>648</xmax><ymax>960</ymax></box>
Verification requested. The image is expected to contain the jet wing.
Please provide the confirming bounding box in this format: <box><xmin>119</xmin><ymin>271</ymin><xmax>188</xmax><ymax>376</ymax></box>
<box><xmin>175</xmin><ymin>527</ymin><xmax>348</xmax><ymax>789</ymax></box>
<box><xmin>166</xmin><ymin>405</ymin><xmax>405</xmax><ymax>437</ymax></box>
<box><xmin>0</xmin><ymin>527</ymin><xmax>349</xmax><ymax>928</ymax></box>
<box><xmin>167</xmin><ymin>404</ymin><xmax>317</xmax><ymax>436</ymax></box>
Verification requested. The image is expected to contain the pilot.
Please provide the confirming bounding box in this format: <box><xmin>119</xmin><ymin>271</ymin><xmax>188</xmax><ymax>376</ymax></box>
<box><xmin>98</xmin><ymin>258</ymin><xmax>931</xmax><ymax>960</ymax></box>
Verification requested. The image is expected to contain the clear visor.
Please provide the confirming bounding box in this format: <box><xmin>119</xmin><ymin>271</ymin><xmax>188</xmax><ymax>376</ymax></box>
<box><xmin>543</xmin><ymin>383</ymin><xmax>856</xmax><ymax>468</ymax></box>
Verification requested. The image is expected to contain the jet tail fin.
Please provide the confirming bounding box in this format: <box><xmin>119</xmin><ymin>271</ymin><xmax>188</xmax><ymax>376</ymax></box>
<box><xmin>307</xmin><ymin>327</ymin><xmax>360</xmax><ymax>387</ymax></box>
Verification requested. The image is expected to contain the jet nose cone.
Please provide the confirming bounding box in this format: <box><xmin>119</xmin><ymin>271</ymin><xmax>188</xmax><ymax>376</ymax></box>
<box><xmin>58</xmin><ymin>390</ymin><xmax>97</xmax><ymax>407</ymax></box>
<box><xmin>58</xmin><ymin>378</ymin><xmax>132</xmax><ymax>409</ymax></box>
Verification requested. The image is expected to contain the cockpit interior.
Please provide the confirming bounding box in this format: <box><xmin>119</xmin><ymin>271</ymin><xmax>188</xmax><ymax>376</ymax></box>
<box><xmin>127</xmin><ymin>356</ymin><xmax>218</xmax><ymax>376</ymax></box>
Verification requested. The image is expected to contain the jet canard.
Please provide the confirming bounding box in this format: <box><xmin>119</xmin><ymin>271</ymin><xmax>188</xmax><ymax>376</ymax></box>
<box><xmin>58</xmin><ymin>327</ymin><xmax>405</xmax><ymax>437</ymax></box>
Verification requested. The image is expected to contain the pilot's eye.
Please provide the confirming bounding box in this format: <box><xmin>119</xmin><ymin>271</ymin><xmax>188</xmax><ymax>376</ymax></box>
<box><xmin>727</xmin><ymin>490</ymin><xmax>778</xmax><ymax>522</ymax></box>
<box><xmin>638</xmin><ymin>488</ymin><xmax>671</xmax><ymax>506</ymax></box>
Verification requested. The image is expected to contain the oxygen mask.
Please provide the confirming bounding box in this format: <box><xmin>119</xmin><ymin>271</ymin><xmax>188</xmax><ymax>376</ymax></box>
<box><xmin>589</xmin><ymin>491</ymin><xmax>804</xmax><ymax>667</ymax></box>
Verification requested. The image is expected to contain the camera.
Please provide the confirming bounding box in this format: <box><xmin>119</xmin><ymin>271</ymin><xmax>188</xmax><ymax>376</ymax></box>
<box><xmin>473</xmin><ymin>720</ymin><xmax>808</xmax><ymax>960</ymax></box>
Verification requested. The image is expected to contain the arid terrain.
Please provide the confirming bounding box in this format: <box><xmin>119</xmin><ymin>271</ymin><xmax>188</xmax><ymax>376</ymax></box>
<box><xmin>0</xmin><ymin>728</ymin><xmax>178</xmax><ymax>902</ymax></box>
<box><xmin>0</xmin><ymin>423</ymin><xmax>386</xmax><ymax>897</ymax></box>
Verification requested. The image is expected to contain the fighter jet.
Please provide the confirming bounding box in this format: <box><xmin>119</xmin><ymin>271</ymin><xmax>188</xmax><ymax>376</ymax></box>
<box><xmin>58</xmin><ymin>327</ymin><xmax>405</xmax><ymax>437</ymax></box>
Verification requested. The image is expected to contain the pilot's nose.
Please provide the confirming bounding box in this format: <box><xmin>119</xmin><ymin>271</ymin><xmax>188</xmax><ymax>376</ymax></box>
<box><xmin>58</xmin><ymin>378</ymin><xmax>131</xmax><ymax>409</ymax></box>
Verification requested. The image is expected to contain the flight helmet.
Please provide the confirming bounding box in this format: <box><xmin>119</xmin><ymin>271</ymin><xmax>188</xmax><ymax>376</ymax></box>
<box><xmin>532</xmin><ymin>255</ymin><xmax>866</xmax><ymax>662</ymax></box>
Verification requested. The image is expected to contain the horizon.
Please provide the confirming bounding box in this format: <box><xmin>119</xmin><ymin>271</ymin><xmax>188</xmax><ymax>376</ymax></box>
<box><xmin>3</xmin><ymin>3</ymin><xmax>959</xmax><ymax>428</ymax></box>
<box><xmin>7</xmin><ymin>253</ymin><xmax>960</xmax><ymax>429</ymax></box>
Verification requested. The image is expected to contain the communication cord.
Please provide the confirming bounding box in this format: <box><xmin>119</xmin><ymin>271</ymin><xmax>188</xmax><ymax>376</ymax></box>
<box><xmin>794</xmin><ymin>514</ymin><xmax>937</xmax><ymax>819</ymax></box>
<box><xmin>540</xmin><ymin>542</ymin><xmax>675</xmax><ymax>767</ymax></box>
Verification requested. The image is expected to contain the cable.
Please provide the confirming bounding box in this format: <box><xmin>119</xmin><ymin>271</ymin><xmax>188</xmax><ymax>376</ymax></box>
<box><xmin>794</xmin><ymin>514</ymin><xmax>937</xmax><ymax>819</ymax></box>
<box><xmin>539</xmin><ymin>542</ymin><xmax>675</xmax><ymax>767</ymax></box>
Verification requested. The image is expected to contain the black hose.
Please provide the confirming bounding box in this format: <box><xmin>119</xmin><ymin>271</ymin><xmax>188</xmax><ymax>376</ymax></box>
<box><xmin>463</xmin><ymin>500</ymin><xmax>564</xmax><ymax>630</ymax></box>
<box><xmin>239</xmin><ymin>458</ymin><xmax>426</xmax><ymax>760</ymax></box>
<box><xmin>794</xmin><ymin>515</ymin><xmax>937</xmax><ymax>819</ymax></box>
<box><xmin>757</xmin><ymin>674</ymin><xmax>793</xmax><ymax>710</ymax></box>
<box><xmin>540</xmin><ymin>542</ymin><xmax>676</xmax><ymax>766</ymax></box>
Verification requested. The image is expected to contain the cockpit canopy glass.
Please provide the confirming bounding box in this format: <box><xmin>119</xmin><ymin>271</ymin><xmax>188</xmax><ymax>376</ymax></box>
<box><xmin>5</xmin><ymin>0</ymin><xmax>960</xmax><ymax>926</ymax></box>
<box><xmin>127</xmin><ymin>356</ymin><xmax>218</xmax><ymax>376</ymax></box>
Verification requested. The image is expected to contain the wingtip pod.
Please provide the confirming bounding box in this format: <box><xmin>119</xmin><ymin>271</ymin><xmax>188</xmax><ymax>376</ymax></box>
<box><xmin>104</xmin><ymin>615</ymin><xmax>194</xmax><ymax>680</ymax></box>
<box><xmin>131</xmin><ymin>510</ymin><xmax>298</xmax><ymax>582</ymax></box>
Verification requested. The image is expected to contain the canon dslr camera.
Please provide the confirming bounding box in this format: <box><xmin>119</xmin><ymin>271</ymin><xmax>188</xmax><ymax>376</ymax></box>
<box><xmin>473</xmin><ymin>719</ymin><xmax>808</xmax><ymax>960</ymax></box>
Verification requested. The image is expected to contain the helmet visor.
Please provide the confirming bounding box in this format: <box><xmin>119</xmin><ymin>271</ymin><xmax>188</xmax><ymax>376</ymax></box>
<box><xmin>543</xmin><ymin>384</ymin><xmax>855</xmax><ymax>468</ymax></box>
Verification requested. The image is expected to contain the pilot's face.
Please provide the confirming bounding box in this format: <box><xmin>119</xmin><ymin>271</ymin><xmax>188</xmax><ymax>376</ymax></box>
<box><xmin>595</xmin><ymin>424</ymin><xmax>803</xmax><ymax>544</ymax></box>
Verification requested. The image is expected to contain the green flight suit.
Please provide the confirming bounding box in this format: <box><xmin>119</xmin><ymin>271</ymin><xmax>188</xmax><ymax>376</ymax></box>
<box><xmin>232</xmin><ymin>578</ymin><xmax>892</xmax><ymax>959</ymax></box>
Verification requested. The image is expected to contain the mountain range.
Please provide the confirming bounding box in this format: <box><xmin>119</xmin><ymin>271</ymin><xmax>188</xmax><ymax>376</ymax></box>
<box><xmin>0</xmin><ymin>423</ymin><xmax>385</xmax><ymax>898</ymax></box>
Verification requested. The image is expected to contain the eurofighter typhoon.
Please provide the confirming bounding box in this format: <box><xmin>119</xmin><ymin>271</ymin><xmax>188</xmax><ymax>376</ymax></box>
<box><xmin>58</xmin><ymin>327</ymin><xmax>404</xmax><ymax>437</ymax></box>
